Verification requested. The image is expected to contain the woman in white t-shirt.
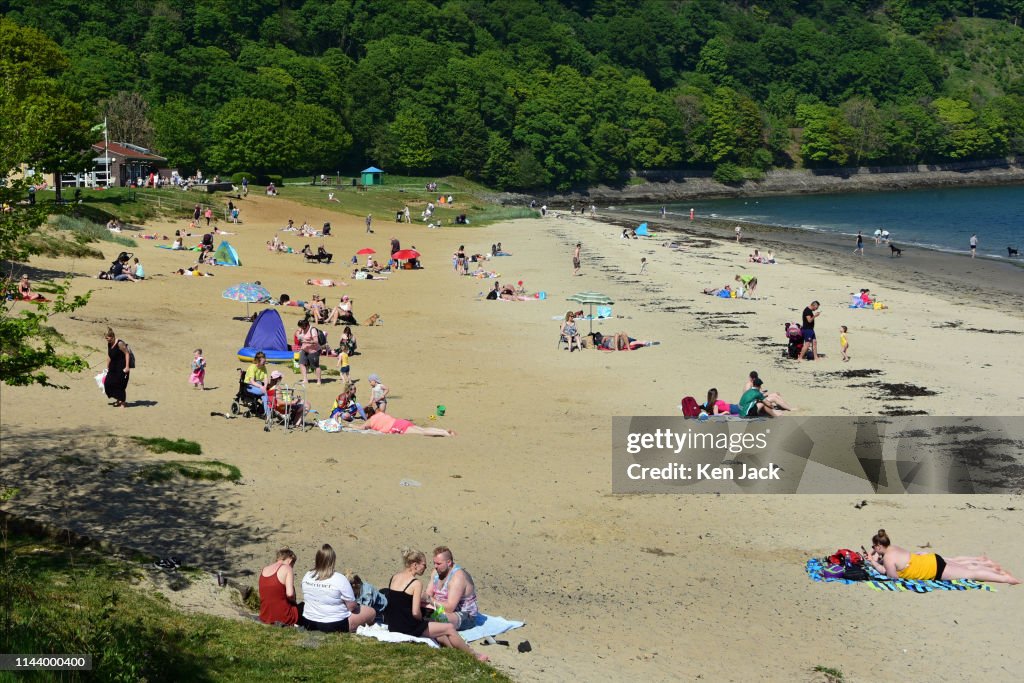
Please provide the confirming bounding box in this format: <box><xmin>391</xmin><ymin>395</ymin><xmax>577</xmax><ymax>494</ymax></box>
<box><xmin>297</xmin><ymin>544</ymin><xmax>376</xmax><ymax>632</ymax></box>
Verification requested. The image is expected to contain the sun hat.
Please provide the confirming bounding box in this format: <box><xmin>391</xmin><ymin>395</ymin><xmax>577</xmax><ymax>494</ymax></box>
<box><xmin>270</xmin><ymin>370</ymin><xmax>282</xmax><ymax>379</ymax></box>
<box><xmin>368</xmin><ymin>373</ymin><xmax>380</xmax><ymax>383</ymax></box>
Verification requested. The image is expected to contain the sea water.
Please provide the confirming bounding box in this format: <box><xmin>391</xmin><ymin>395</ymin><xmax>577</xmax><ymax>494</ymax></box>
<box><xmin>636</xmin><ymin>185</ymin><xmax>1024</xmax><ymax>258</ymax></box>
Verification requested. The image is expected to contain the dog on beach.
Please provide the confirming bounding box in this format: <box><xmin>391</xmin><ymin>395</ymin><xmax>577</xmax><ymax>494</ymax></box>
<box><xmin>1009</xmin><ymin>246</ymin><xmax>1019</xmax><ymax>257</ymax></box>
<box><xmin>364</xmin><ymin>313</ymin><xmax>382</xmax><ymax>326</ymax></box>
<box><xmin>889</xmin><ymin>244</ymin><xmax>902</xmax><ymax>257</ymax></box>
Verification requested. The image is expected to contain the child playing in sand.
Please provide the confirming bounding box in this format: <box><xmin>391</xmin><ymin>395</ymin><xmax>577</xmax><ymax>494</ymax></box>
<box><xmin>840</xmin><ymin>326</ymin><xmax>849</xmax><ymax>362</ymax></box>
<box><xmin>190</xmin><ymin>349</ymin><xmax>206</xmax><ymax>389</ymax></box>
<box><xmin>639</xmin><ymin>257</ymin><xmax>648</xmax><ymax>275</ymax></box>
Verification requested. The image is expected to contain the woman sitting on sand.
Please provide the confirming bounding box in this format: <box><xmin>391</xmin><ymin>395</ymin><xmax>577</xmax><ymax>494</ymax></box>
<box><xmin>560</xmin><ymin>311</ymin><xmax>581</xmax><ymax>352</ymax></box>
<box><xmin>298</xmin><ymin>544</ymin><xmax>377</xmax><ymax>632</ymax></box>
<box><xmin>354</xmin><ymin>406</ymin><xmax>455</xmax><ymax>436</ymax></box>
<box><xmin>381</xmin><ymin>549</ymin><xmax>488</xmax><ymax>661</ymax></box>
<box><xmin>17</xmin><ymin>275</ymin><xmax>46</xmax><ymax>301</ymax></box>
<box><xmin>701</xmin><ymin>388</ymin><xmax>739</xmax><ymax>416</ymax></box>
<box><xmin>259</xmin><ymin>547</ymin><xmax>299</xmax><ymax>625</ymax></box>
<box><xmin>867</xmin><ymin>529</ymin><xmax>1019</xmax><ymax>584</ymax></box>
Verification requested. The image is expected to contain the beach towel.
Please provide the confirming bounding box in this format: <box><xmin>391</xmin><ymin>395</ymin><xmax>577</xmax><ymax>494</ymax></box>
<box><xmin>459</xmin><ymin>613</ymin><xmax>526</xmax><ymax>643</ymax></box>
<box><xmin>355</xmin><ymin>624</ymin><xmax>439</xmax><ymax>648</ymax></box>
<box><xmin>806</xmin><ymin>558</ymin><xmax>993</xmax><ymax>592</ymax></box>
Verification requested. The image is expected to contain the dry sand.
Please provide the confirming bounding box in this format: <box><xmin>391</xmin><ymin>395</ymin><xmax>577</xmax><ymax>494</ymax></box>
<box><xmin>3</xmin><ymin>193</ymin><xmax>1023</xmax><ymax>682</ymax></box>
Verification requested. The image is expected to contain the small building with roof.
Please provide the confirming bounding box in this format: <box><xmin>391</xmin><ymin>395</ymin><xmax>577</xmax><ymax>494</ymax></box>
<box><xmin>360</xmin><ymin>166</ymin><xmax>385</xmax><ymax>186</ymax></box>
<box><xmin>61</xmin><ymin>142</ymin><xmax>171</xmax><ymax>188</ymax></box>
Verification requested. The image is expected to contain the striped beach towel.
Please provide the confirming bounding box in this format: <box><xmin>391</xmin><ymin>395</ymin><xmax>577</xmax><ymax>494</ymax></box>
<box><xmin>806</xmin><ymin>558</ymin><xmax>993</xmax><ymax>592</ymax></box>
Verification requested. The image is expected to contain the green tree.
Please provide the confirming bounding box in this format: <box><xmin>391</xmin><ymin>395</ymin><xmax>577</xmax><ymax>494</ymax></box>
<box><xmin>932</xmin><ymin>97</ymin><xmax>991</xmax><ymax>159</ymax></box>
<box><xmin>389</xmin><ymin>108</ymin><xmax>436</xmax><ymax>174</ymax></box>
<box><xmin>0</xmin><ymin>18</ymin><xmax>92</xmax><ymax>387</ymax></box>
<box><xmin>208</xmin><ymin>98</ymin><xmax>298</xmax><ymax>174</ymax></box>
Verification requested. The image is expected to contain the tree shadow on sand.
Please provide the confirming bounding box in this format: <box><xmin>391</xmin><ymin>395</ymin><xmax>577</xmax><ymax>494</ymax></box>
<box><xmin>0</xmin><ymin>426</ymin><xmax>269</xmax><ymax>572</ymax></box>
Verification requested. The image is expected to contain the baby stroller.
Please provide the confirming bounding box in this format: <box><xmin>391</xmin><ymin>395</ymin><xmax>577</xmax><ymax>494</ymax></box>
<box><xmin>230</xmin><ymin>368</ymin><xmax>266</xmax><ymax>419</ymax></box>
<box><xmin>784</xmin><ymin>323</ymin><xmax>805</xmax><ymax>360</ymax></box>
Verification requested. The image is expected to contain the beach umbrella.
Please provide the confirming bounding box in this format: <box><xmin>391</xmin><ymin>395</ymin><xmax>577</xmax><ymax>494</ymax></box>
<box><xmin>356</xmin><ymin>248</ymin><xmax>376</xmax><ymax>255</ymax></box>
<box><xmin>222</xmin><ymin>282</ymin><xmax>272</xmax><ymax>318</ymax></box>
<box><xmin>566</xmin><ymin>291</ymin><xmax>615</xmax><ymax>334</ymax></box>
<box><xmin>392</xmin><ymin>249</ymin><xmax>420</xmax><ymax>261</ymax></box>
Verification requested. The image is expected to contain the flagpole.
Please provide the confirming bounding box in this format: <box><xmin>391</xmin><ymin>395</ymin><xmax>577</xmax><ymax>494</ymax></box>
<box><xmin>104</xmin><ymin>117</ymin><xmax>110</xmax><ymax>188</ymax></box>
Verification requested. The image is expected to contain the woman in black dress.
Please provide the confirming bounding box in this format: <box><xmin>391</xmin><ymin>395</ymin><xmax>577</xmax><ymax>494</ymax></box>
<box><xmin>381</xmin><ymin>549</ymin><xmax>488</xmax><ymax>661</ymax></box>
<box><xmin>104</xmin><ymin>327</ymin><xmax>130</xmax><ymax>408</ymax></box>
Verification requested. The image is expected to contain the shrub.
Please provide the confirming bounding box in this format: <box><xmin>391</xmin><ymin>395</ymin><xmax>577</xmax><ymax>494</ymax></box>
<box><xmin>712</xmin><ymin>162</ymin><xmax>745</xmax><ymax>184</ymax></box>
<box><xmin>230</xmin><ymin>172</ymin><xmax>257</xmax><ymax>184</ymax></box>
<box><xmin>263</xmin><ymin>174</ymin><xmax>283</xmax><ymax>186</ymax></box>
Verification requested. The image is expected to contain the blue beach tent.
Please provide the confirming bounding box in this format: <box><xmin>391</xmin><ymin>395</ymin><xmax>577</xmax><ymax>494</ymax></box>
<box><xmin>213</xmin><ymin>241</ymin><xmax>241</xmax><ymax>266</ymax></box>
<box><xmin>635</xmin><ymin>222</ymin><xmax>649</xmax><ymax>236</ymax></box>
<box><xmin>237</xmin><ymin>309</ymin><xmax>294</xmax><ymax>363</ymax></box>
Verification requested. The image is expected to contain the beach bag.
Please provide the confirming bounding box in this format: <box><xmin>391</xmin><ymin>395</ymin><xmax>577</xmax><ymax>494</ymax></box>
<box><xmin>842</xmin><ymin>560</ymin><xmax>870</xmax><ymax>581</ymax></box>
<box><xmin>315</xmin><ymin>328</ymin><xmax>327</xmax><ymax>346</ymax></box>
<box><xmin>822</xmin><ymin>564</ymin><xmax>846</xmax><ymax>580</ymax></box>
<box><xmin>119</xmin><ymin>339</ymin><xmax>136</xmax><ymax>368</ymax></box>
<box><xmin>826</xmin><ymin>549</ymin><xmax>863</xmax><ymax>567</ymax></box>
<box><xmin>681</xmin><ymin>396</ymin><xmax>701</xmax><ymax>418</ymax></box>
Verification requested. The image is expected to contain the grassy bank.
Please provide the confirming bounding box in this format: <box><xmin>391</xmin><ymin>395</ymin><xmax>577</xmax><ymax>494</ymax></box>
<box><xmin>0</xmin><ymin>529</ymin><xmax>506</xmax><ymax>682</ymax></box>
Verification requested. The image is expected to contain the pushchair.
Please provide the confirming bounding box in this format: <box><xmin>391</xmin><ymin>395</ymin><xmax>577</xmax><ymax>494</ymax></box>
<box><xmin>230</xmin><ymin>368</ymin><xmax>266</xmax><ymax>419</ymax></box>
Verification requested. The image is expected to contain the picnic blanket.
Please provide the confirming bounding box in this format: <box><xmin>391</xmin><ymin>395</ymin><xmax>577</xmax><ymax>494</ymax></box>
<box><xmin>459</xmin><ymin>613</ymin><xmax>525</xmax><ymax>642</ymax></box>
<box><xmin>354</xmin><ymin>613</ymin><xmax>525</xmax><ymax>647</ymax></box>
<box><xmin>356</xmin><ymin>624</ymin><xmax>439</xmax><ymax>648</ymax></box>
<box><xmin>806</xmin><ymin>558</ymin><xmax>994</xmax><ymax>592</ymax></box>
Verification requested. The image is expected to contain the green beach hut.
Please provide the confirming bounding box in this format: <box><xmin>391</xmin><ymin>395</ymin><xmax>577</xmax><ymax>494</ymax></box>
<box><xmin>361</xmin><ymin>166</ymin><xmax>384</xmax><ymax>186</ymax></box>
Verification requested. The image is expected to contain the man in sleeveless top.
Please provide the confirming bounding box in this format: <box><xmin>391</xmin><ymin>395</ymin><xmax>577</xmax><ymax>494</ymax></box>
<box><xmin>425</xmin><ymin>546</ymin><xmax>479</xmax><ymax>631</ymax></box>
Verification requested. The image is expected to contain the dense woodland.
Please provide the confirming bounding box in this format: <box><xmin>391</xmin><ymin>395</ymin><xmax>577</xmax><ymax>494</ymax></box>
<box><xmin>3</xmin><ymin>0</ymin><xmax>1024</xmax><ymax>191</ymax></box>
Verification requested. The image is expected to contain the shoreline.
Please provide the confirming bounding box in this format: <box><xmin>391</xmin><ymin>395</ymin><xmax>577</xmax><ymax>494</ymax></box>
<box><xmin>599</xmin><ymin>209</ymin><xmax>1024</xmax><ymax>314</ymax></box>
<box><xmin>508</xmin><ymin>159</ymin><xmax>1024</xmax><ymax>205</ymax></box>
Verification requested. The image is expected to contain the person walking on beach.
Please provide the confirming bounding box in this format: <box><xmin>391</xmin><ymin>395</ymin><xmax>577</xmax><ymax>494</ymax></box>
<box><xmin>104</xmin><ymin>327</ymin><xmax>131</xmax><ymax>409</ymax></box>
<box><xmin>366</xmin><ymin>213</ymin><xmax>373</xmax><ymax>234</ymax></box>
<box><xmin>639</xmin><ymin>257</ymin><xmax>648</xmax><ymax>275</ymax></box>
<box><xmin>798</xmin><ymin>301</ymin><xmax>820</xmax><ymax>362</ymax></box>
<box><xmin>573</xmin><ymin>243</ymin><xmax>581</xmax><ymax>276</ymax></box>
<box><xmin>840</xmin><ymin>326</ymin><xmax>849</xmax><ymax>362</ymax></box>
<box><xmin>970</xmin><ymin>233</ymin><xmax>978</xmax><ymax>258</ymax></box>
<box><xmin>735</xmin><ymin>225</ymin><xmax>742</xmax><ymax>242</ymax></box>
<box><xmin>190</xmin><ymin>348</ymin><xmax>206</xmax><ymax>389</ymax></box>
<box><xmin>854</xmin><ymin>231</ymin><xmax>864</xmax><ymax>256</ymax></box>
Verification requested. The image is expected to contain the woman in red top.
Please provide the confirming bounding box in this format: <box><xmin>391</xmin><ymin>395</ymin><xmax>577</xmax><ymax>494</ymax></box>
<box><xmin>259</xmin><ymin>547</ymin><xmax>299</xmax><ymax>625</ymax></box>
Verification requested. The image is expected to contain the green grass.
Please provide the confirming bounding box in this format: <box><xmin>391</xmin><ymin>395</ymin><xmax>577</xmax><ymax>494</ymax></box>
<box><xmin>279</xmin><ymin>174</ymin><xmax>537</xmax><ymax>228</ymax></box>
<box><xmin>137</xmin><ymin>460</ymin><xmax>241</xmax><ymax>484</ymax></box>
<box><xmin>812</xmin><ymin>664</ymin><xmax>845</xmax><ymax>682</ymax></box>
<box><xmin>49</xmin><ymin>215</ymin><xmax>136</xmax><ymax>248</ymax></box>
<box><xmin>0</xmin><ymin>531</ymin><xmax>506</xmax><ymax>683</ymax></box>
<box><xmin>130</xmin><ymin>437</ymin><xmax>203</xmax><ymax>455</ymax></box>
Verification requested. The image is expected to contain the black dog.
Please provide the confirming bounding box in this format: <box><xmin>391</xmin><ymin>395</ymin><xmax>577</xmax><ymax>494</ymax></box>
<box><xmin>889</xmin><ymin>244</ymin><xmax>902</xmax><ymax>257</ymax></box>
<box><xmin>1009</xmin><ymin>246</ymin><xmax>1019</xmax><ymax>257</ymax></box>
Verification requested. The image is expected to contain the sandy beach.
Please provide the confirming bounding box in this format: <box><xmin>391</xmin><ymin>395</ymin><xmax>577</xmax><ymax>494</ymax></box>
<box><xmin>3</xmin><ymin>192</ymin><xmax>1023</xmax><ymax>681</ymax></box>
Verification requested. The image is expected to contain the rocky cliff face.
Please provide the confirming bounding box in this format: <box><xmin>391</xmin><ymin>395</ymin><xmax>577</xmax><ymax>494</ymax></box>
<box><xmin>489</xmin><ymin>158</ymin><xmax>1024</xmax><ymax>206</ymax></box>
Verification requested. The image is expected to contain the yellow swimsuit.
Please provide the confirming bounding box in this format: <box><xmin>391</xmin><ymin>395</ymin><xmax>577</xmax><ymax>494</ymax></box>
<box><xmin>898</xmin><ymin>553</ymin><xmax>938</xmax><ymax>580</ymax></box>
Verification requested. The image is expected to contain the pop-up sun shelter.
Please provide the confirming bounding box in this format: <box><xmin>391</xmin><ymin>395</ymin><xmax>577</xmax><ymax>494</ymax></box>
<box><xmin>213</xmin><ymin>241</ymin><xmax>241</xmax><ymax>266</ymax></box>
<box><xmin>237</xmin><ymin>308</ymin><xmax>294</xmax><ymax>363</ymax></box>
<box><xmin>635</xmin><ymin>222</ymin><xmax>649</xmax><ymax>236</ymax></box>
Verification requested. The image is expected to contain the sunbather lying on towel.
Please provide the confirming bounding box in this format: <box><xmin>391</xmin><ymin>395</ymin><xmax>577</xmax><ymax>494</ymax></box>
<box><xmin>583</xmin><ymin>331</ymin><xmax>655</xmax><ymax>351</ymax></box>
<box><xmin>353</xmin><ymin>407</ymin><xmax>455</xmax><ymax>436</ymax></box>
<box><xmin>867</xmin><ymin>529</ymin><xmax>1020</xmax><ymax>584</ymax></box>
<box><xmin>307</xmin><ymin>278</ymin><xmax>346</xmax><ymax>287</ymax></box>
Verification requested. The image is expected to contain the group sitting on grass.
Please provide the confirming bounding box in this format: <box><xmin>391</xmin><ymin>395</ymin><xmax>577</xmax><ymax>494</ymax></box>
<box><xmin>258</xmin><ymin>544</ymin><xmax>489</xmax><ymax>660</ymax></box>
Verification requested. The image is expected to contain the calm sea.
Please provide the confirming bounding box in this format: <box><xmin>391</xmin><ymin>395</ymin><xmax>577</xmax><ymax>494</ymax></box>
<box><xmin>634</xmin><ymin>185</ymin><xmax>1024</xmax><ymax>258</ymax></box>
